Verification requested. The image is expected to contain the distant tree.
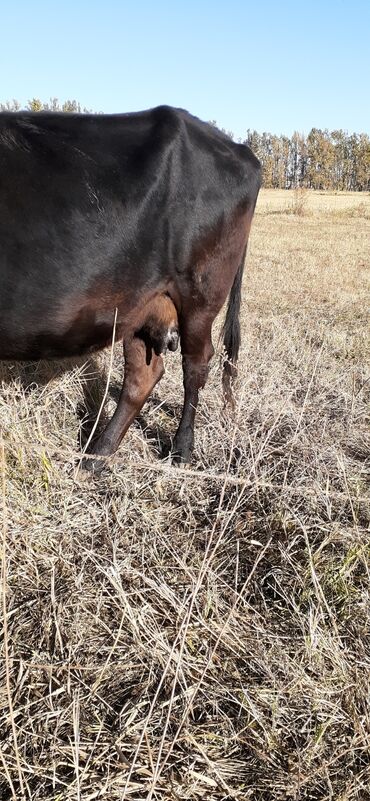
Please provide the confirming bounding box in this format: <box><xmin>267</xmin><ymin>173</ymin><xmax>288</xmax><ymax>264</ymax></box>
<box><xmin>306</xmin><ymin>129</ymin><xmax>333</xmax><ymax>189</ymax></box>
<box><xmin>27</xmin><ymin>98</ymin><xmax>43</xmax><ymax>112</ymax></box>
<box><xmin>245</xmin><ymin>129</ymin><xmax>261</xmax><ymax>156</ymax></box>
<box><xmin>356</xmin><ymin>133</ymin><xmax>370</xmax><ymax>191</ymax></box>
<box><xmin>62</xmin><ymin>99</ymin><xmax>82</xmax><ymax>113</ymax></box>
<box><xmin>288</xmin><ymin>132</ymin><xmax>307</xmax><ymax>187</ymax></box>
<box><xmin>27</xmin><ymin>98</ymin><xmax>87</xmax><ymax>113</ymax></box>
<box><xmin>208</xmin><ymin>120</ymin><xmax>234</xmax><ymax>139</ymax></box>
<box><xmin>0</xmin><ymin>99</ymin><xmax>21</xmax><ymax>111</ymax></box>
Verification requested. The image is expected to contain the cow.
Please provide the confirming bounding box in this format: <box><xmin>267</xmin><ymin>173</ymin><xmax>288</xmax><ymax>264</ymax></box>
<box><xmin>0</xmin><ymin>106</ymin><xmax>261</xmax><ymax>468</ymax></box>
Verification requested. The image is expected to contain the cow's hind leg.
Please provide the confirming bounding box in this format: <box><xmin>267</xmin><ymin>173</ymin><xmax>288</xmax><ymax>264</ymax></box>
<box><xmin>83</xmin><ymin>337</ymin><xmax>164</xmax><ymax>473</ymax></box>
<box><xmin>172</xmin><ymin>312</ymin><xmax>214</xmax><ymax>464</ymax></box>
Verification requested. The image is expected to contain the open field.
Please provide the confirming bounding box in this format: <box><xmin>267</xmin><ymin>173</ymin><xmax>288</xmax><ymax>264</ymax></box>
<box><xmin>1</xmin><ymin>189</ymin><xmax>369</xmax><ymax>800</ymax></box>
<box><xmin>257</xmin><ymin>188</ymin><xmax>370</xmax><ymax>217</ymax></box>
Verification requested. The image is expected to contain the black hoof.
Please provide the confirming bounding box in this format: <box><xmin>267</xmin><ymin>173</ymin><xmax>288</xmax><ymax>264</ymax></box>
<box><xmin>80</xmin><ymin>454</ymin><xmax>106</xmax><ymax>475</ymax></box>
<box><xmin>171</xmin><ymin>441</ymin><xmax>192</xmax><ymax>466</ymax></box>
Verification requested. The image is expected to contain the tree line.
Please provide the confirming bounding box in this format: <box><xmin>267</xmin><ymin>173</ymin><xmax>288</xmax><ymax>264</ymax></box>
<box><xmin>0</xmin><ymin>98</ymin><xmax>90</xmax><ymax>114</ymax></box>
<box><xmin>244</xmin><ymin>128</ymin><xmax>370</xmax><ymax>191</ymax></box>
<box><xmin>2</xmin><ymin>98</ymin><xmax>369</xmax><ymax>191</ymax></box>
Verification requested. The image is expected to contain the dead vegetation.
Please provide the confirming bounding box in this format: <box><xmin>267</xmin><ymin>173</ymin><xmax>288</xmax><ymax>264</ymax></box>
<box><xmin>289</xmin><ymin>187</ymin><xmax>310</xmax><ymax>216</ymax></box>
<box><xmin>1</xmin><ymin>190</ymin><xmax>369</xmax><ymax>800</ymax></box>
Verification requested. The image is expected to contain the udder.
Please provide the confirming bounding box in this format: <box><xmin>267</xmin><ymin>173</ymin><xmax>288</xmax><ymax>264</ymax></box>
<box><xmin>135</xmin><ymin>294</ymin><xmax>179</xmax><ymax>356</ymax></box>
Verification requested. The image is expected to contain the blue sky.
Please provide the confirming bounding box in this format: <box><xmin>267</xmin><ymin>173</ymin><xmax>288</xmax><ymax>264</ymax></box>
<box><xmin>1</xmin><ymin>0</ymin><xmax>369</xmax><ymax>139</ymax></box>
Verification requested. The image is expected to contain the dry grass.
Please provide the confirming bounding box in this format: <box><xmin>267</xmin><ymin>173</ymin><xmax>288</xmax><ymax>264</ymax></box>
<box><xmin>1</xmin><ymin>189</ymin><xmax>369</xmax><ymax>800</ymax></box>
<box><xmin>259</xmin><ymin>187</ymin><xmax>370</xmax><ymax>219</ymax></box>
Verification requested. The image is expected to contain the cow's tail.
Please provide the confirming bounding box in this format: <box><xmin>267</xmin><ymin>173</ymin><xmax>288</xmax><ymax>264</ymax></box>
<box><xmin>221</xmin><ymin>244</ymin><xmax>247</xmax><ymax>406</ymax></box>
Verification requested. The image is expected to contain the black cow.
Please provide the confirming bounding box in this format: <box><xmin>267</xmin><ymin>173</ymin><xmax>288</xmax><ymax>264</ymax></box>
<box><xmin>0</xmin><ymin>106</ymin><xmax>261</xmax><ymax>467</ymax></box>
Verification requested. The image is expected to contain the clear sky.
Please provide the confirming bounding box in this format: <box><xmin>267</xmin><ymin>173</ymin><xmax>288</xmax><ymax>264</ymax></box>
<box><xmin>1</xmin><ymin>0</ymin><xmax>369</xmax><ymax>139</ymax></box>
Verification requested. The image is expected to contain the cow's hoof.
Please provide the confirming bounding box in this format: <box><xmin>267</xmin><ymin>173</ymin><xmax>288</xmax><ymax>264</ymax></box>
<box><xmin>171</xmin><ymin>442</ymin><xmax>192</xmax><ymax>467</ymax></box>
<box><xmin>80</xmin><ymin>454</ymin><xmax>106</xmax><ymax>475</ymax></box>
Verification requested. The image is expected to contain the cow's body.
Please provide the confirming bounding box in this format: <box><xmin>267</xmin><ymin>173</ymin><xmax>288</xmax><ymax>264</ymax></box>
<box><xmin>0</xmin><ymin>106</ymin><xmax>261</xmax><ymax>465</ymax></box>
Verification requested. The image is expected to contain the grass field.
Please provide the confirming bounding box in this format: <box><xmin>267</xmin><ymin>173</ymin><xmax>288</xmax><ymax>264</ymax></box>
<box><xmin>1</xmin><ymin>189</ymin><xmax>369</xmax><ymax>800</ymax></box>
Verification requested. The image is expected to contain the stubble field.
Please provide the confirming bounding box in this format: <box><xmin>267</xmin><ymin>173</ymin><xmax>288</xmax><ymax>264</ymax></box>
<box><xmin>1</xmin><ymin>189</ymin><xmax>369</xmax><ymax>800</ymax></box>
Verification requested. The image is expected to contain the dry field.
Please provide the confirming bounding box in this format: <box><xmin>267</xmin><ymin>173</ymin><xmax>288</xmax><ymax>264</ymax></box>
<box><xmin>1</xmin><ymin>189</ymin><xmax>369</xmax><ymax>800</ymax></box>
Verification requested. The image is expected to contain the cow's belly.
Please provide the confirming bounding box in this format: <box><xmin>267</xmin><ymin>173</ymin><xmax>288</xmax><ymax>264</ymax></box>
<box><xmin>0</xmin><ymin>304</ymin><xmax>127</xmax><ymax>361</ymax></box>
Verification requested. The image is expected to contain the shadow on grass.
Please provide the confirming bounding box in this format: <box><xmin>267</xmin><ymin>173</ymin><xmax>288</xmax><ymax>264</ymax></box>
<box><xmin>136</xmin><ymin>396</ymin><xmax>182</xmax><ymax>459</ymax></box>
<box><xmin>0</xmin><ymin>357</ymin><xmax>182</xmax><ymax>460</ymax></box>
